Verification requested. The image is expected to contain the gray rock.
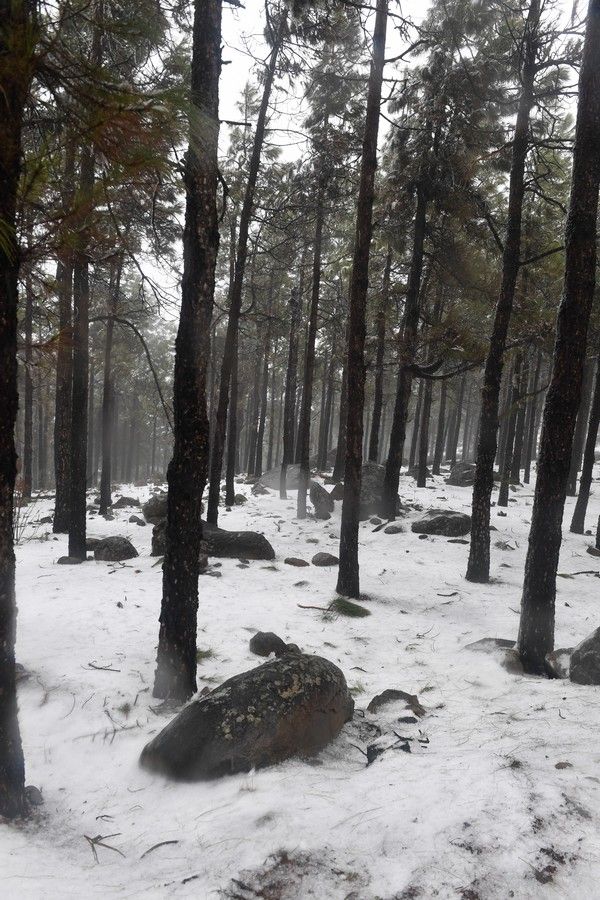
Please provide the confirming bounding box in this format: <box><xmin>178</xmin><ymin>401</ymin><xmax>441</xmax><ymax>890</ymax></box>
<box><xmin>446</xmin><ymin>462</ymin><xmax>476</xmax><ymax>487</ymax></box>
<box><xmin>249</xmin><ymin>632</ymin><xmax>288</xmax><ymax>657</ymax></box>
<box><xmin>85</xmin><ymin>537</ymin><xmax>102</xmax><ymax>550</ymax></box>
<box><xmin>359</xmin><ymin>462</ymin><xmax>386</xmax><ymax>519</ymax></box>
<box><xmin>570</xmin><ymin>628</ymin><xmax>600</xmax><ymax>684</ymax></box>
<box><xmin>57</xmin><ymin>556</ymin><xmax>83</xmax><ymax>565</ymax></box>
<box><xmin>142</xmin><ymin>493</ymin><xmax>168</xmax><ymax>524</ymax></box>
<box><xmin>260</xmin><ymin>463</ymin><xmax>303</xmax><ymax>490</ymax></box>
<box><xmin>140</xmin><ymin>654</ymin><xmax>354</xmax><ymax>780</ymax></box>
<box><xmin>285</xmin><ymin>557</ymin><xmax>310</xmax><ymax>567</ymax></box>
<box><xmin>129</xmin><ymin>514</ymin><xmax>146</xmax><ymax>526</ymax></box>
<box><xmin>113</xmin><ymin>495</ymin><xmax>140</xmax><ymax>509</ymax></box>
<box><xmin>329</xmin><ymin>482</ymin><xmax>344</xmax><ymax>501</ymax></box>
<box><xmin>311</xmin><ymin>552</ymin><xmax>339</xmax><ymax>567</ymax></box>
<box><xmin>234</xmin><ymin>494</ymin><xmax>248</xmax><ymax>505</ymax></box>
<box><xmin>94</xmin><ymin>536</ymin><xmax>138</xmax><ymax>562</ymax></box>
<box><xmin>310</xmin><ymin>481</ymin><xmax>334</xmax><ymax>520</ymax></box>
<box><xmin>545</xmin><ymin>647</ymin><xmax>573</xmax><ymax>680</ymax></box>
<box><xmin>412</xmin><ymin>509</ymin><xmax>471</xmax><ymax>537</ymax></box>
<box><xmin>367</xmin><ymin>689</ymin><xmax>425</xmax><ymax>717</ymax></box>
<box><xmin>151</xmin><ymin>519</ymin><xmax>275</xmax><ymax>561</ymax></box>
<box><xmin>464</xmin><ymin>637</ymin><xmax>522</xmax><ymax>674</ymax></box>
<box><xmin>384</xmin><ymin>523</ymin><xmax>404</xmax><ymax>535</ymax></box>
<box><xmin>251</xmin><ymin>482</ymin><xmax>271</xmax><ymax>496</ymax></box>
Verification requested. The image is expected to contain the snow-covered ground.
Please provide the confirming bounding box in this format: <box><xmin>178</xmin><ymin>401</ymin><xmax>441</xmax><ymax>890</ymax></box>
<box><xmin>3</xmin><ymin>472</ymin><xmax>600</xmax><ymax>898</ymax></box>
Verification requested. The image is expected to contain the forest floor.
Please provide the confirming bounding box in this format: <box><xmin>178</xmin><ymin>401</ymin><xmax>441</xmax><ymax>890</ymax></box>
<box><xmin>3</xmin><ymin>472</ymin><xmax>600</xmax><ymax>898</ymax></box>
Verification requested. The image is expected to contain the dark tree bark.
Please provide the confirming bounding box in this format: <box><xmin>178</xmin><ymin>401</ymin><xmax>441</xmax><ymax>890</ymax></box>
<box><xmin>87</xmin><ymin>356</ymin><xmax>96</xmax><ymax>486</ymax></box>
<box><xmin>498</xmin><ymin>355</ymin><xmax>521</xmax><ymax>507</ymax></box>
<box><xmin>22</xmin><ymin>279</ymin><xmax>33</xmax><ymax>499</ymax></box>
<box><xmin>466</xmin><ymin>0</ymin><xmax>540</xmax><ymax>583</ymax></box>
<box><xmin>297</xmin><ymin>171</ymin><xmax>326</xmax><ymax>519</ymax></box>
<box><xmin>448</xmin><ymin>373</ymin><xmax>466</xmax><ymax>467</ymax></box>
<box><xmin>571</xmin><ymin>353</ymin><xmax>600</xmax><ymax>533</ymax></box>
<box><xmin>566</xmin><ymin>356</ymin><xmax>595</xmax><ymax>494</ymax></box>
<box><xmin>332</xmin><ymin>355</ymin><xmax>348</xmax><ymax>482</ymax></box>
<box><xmin>337</xmin><ymin>0</ymin><xmax>388</xmax><ymax>598</ymax></box>
<box><xmin>245</xmin><ymin>337</ymin><xmax>262</xmax><ymax>474</ymax></box>
<box><xmin>432</xmin><ymin>379</ymin><xmax>448</xmax><ymax>475</ymax></box>
<box><xmin>153</xmin><ymin>0</ymin><xmax>222</xmax><ymax>701</ymax></box>
<box><xmin>368</xmin><ymin>246</ymin><xmax>391</xmax><ymax>462</ymax></box>
<box><xmin>207</xmin><ymin>19</ymin><xmax>284</xmax><ymax>524</ymax></box>
<box><xmin>318</xmin><ymin>344</ymin><xmax>336</xmax><ymax>470</ymax></box>
<box><xmin>510</xmin><ymin>356</ymin><xmax>528</xmax><ymax>482</ymax></box>
<box><xmin>253</xmin><ymin>303</ymin><xmax>273</xmax><ymax>478</ymax></box>
<box><xmin>523</xmin><ymin>349</ymin><xmax>543</xmax><ymax>484</ymax></box>
<box><xmin>0</xmin><ymin>0</ymin><xmax>36</xmax><ymax>821</ymax></box>
<box><xmin>518</xmin><ymin>0</ymin><xmax>600</xmax><ymax>674</ymax></box>
<box><xmin>224</xmin><ymin>334</ymin><xmax>238</xmax><ymax>507</ymax></box>
<box><xmin>381</xmin><ymin>187</ymin><xmax>428</xmax><ymax>518</ymax></box>
<box><xmin>408</xmin><ymin>380</ymin><xmax>424</xmax><ymax>471</ymax></box>
<box><xmin>280</xmin><ymin>277</ymin><xmax>303</xmax><ymax>498</ymax></box>
<box><xmin>417</xmin><ymin>377</ymin><xmax>433</xmax><ymax>487</ymax></box>
<box><xmin>99</xmin><ymin>256</ymin><xmax>121</xmax><ymax>514</ymax></box>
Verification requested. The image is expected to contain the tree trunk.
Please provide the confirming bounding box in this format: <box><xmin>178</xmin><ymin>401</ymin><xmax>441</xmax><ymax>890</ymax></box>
<box><xmin>518</xmin><ymin>0</ymin><xmax>600</xmax><ymax>673</ymax></box>
<box><xmin>381</xmin><ymin>188</ymin><xmax>428</xmax><ymax>518</ymax></box>
<box><xmin>571</xmin><ymin>353</ymin><xmax>600</xmax><ymax>533</ymax></box>
<box><xmin>432</xmin><ymin>380</ymin><xmax>448</xmax><ymax>475</ymax></box>
<box><xmin>280</xmin><ymin>273</ymin><xmax>304</xmax><ymax>497</ymax></box>
<box><xmin>297</xmin><ymin>172</ymin><xmax>327</xmax><ymax>519</ymax></box>
<box><xmin>153</xmin><ymin>0</ymin><xmax>222</xmax><ymax>701</ymax></box>
<box><xmin>224</xmin><ymin>334</ymin><xmax>238</xmax><ymax>506</ymax></box>
<box><xmin>99</xmin><ymin>256</ymin><xmax>121</xmax><ymax>514</ymax></box>
<box><xmin>498</xmin><ymin>355</ymin><xmax>521</xmax><ymax>507</ymax></box>
<box><xmin>566</xmin><ymin>355</ymin><xmax>595</xmax><ymax>494</ymax></box>
<box><xmin>332</xmin><ymin>355</ymin><xmax>348</xmax><ymax>482</ymax></box>
<box><xmin>337</xmin><ymin>0</ymin><xmax>388</xmax><ymax>598</ymax></box>
<box><xmin>523</xmin><ymin>349</ymin><xmax>543</xmax><ymax>484</ymax></box>
<box><xmin>22</xmin><ymin>279</ymin><xmax>33</xmax><ymax>499</ymax></box>
<box><xmin>0</xmin><ymin>0</ymin><xmax>36</xmax><ymax>821</ymax></box>
<box><xmin>466</xmin><ymin>0</ymin><xmax>540</xmax><ymax>583</ymax></box>
<box><xmin>207</xmin><ymin>20</ymin><xmax>284</xmax><ymax>524</ymax></box>
<box><xmin>368</xmin><ymin>246</ymin><xmax>391</xmax><ymax>462</ymax></box>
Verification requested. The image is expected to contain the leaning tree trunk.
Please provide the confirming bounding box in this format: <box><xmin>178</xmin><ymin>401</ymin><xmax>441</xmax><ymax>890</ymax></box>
<box><xmin>571</xmin><ymin>352</ymin><xmax>600</xmax><ymax>533</ymax></box>
<box><xmin>337</xmin><ymin>0</ymin><xmax>388</xmax><ymax>598</ymax></box>
<box><xmin>518</xmin><ymin>0</ymin><xmax>600</xmax><ymax>674</ymax></box>
<box><xmin>0</xmin><ymin>0</ymin><xmax>36</xmax><ymax>821</ymax></box>
<box><xmin>153</xmin><ymin>0</ymin><xmax>222</xmax><ymax>702</ymax></box>
<box><xmin>368</xmin><ymin>246</ymin><xmax>391</xmax><ymax>462</ymax></box>
<box><xmin>466</xmin><ymin>0</ymin><xmax>540</xmax><ymax>583</ymax></box>
<box><xmin>207</xmin><ymin>20</ymin><xmax>284</xmax><ymax>524</ymax></box>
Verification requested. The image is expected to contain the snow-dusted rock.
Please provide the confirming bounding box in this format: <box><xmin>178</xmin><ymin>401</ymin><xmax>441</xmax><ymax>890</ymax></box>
<box><xmin>446</xmin><ymin>462</ymin><xmax>476</xmax><ymax>487</ymax></box>
<box><xmin>411</xmin><ymin>509</ymin><xmax>471</xmax><ymax>537</ymax></box>
<box><xmin>249</xmin><ymin>632</ymin><xmax>290</xmax><ymax>657</ymax></box>
<box><xmin>545</xmin><ymin>647</ymin><xmax>573</xmax><ymax>679</ymax></box>
<box><xmin>570</xmin><ymin>628</ymin><xmax>600</xmax><ymax>685</ymax></box>
<box><xmin>142</xmin><ymin>492</ymin><xmax>168</xmax><ymax>524</ymax></box>
<box><xmin>94</xmin><ymin>536</ymin><xmax>138</xmax><ymax>562</ymax></box>
<box><xmin>151</xmin><ymin>519</ymin><xmax>275</xmax><ymax>561</ymax></box>
<box><xmin>139</xmin><ymin>654</ymin><xmax>354</xmax><ymax>780</ymax></box>
<box><xmin>311</xmin><ymin>552</ymin><xmax>339</xmax><ymax>567</ymax></box>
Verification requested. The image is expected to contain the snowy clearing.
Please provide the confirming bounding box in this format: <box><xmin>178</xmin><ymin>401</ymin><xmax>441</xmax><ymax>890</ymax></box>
<box><xmin>3</xmin><ymin>474</ymin><xmax>600</xmax><ymax>899</ymax></box>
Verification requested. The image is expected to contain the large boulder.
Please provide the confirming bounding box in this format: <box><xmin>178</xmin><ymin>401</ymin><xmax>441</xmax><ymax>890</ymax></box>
<box><xmin>310</xmin><ymin>481</ymin><xmax>334</xmax><ymax>520</ymax></box>
<box><xmin>446</xmin><ymin>462</ymin><xmax>476</xmax><ymax>487</ymax></box>
<box><xmin>94</xmin><ymin>536</ymin><xmax>138</xmax><ymax>562</ymax></box>
<box><xmin>151</xmin><ymin>519</ymin><xmax>275</xmax><ymax>561</ymax></box>
<box><xmin>142</xmin><ymin>493</ymin><xmax>168</xmax><ymax>524</ymax></box>
<box><xmin>139</xmin><ymin>654</ymin><xmax>354</xmax><ymax>780</ymax></box>
<box><xmin>260</xmin><ymin>463</ymin><xmax>303</xmax><ymax>490</ymax></box>
<box><xmin>112</xmin><ymin>495</ymin><xmax>140</xmax><ymax>509</ymax></box>
<box><xmin>411</xmin><ymin>509</ymin><xmax>471</xmax><ymax>537</ymax></box>
<box><xmin>570</xmin><ymin>628</ymin><xmax>600</xmax><ymax>685</ymax></box>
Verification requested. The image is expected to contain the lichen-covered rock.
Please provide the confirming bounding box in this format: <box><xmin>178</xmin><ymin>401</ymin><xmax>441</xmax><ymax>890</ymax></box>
<box><xmin>94</xmin><ymin>536</ymin><xmax>138</xmax><ymax>562</ymax></box>
<box><xmin>310</xmin><ymin>481</ymin><xmax>334</xmax><ymax>520</ymax></box>
<box><xmin>151</xmin><ymin>519</ymin><xmax>275</xmax><ymax>561</ymax></box>
<box><xmin>142</xmin><ymin>492</ymin><xmax>168</xmax><ymax>524</ymax></box>
<box><xmin>139</xmin><ymin>654</ymin><xmax>354</xmax><ymax>780</ymax></box>
<box><xmin>411</xmin><ymin>509</ymin><xmax>471</xmax><ymax>537</ymax></box>
<box><xmin>570</xmin><ymin>628</ymin><xmax>600</xmax><ymax>684</ymax></box>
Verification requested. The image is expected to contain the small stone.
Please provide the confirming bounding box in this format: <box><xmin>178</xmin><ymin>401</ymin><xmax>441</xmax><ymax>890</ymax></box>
<box><xmin>384</xmin><ymin>524</ymin><xmax>404</xmax><ymax>535</ymax></box>
<box><xmin>448</xmin><ymin>538</ymin><xmax>469</xmax><ymax>544</ymax></box>
<box><xmin>367</xmin><ymin>689</ymin><xmax>425</xmax><ymax>717</ymax></box>
<box><xmin>370</xmin><ymin>516</ymin><xmax>382</xmax><ymax>526</ymax></box>
<box><xmin>129</xmin><ymin>515</ymin><xmax>146</xmax><ymax>526</ymax></box>
<box><xmin>94</xmin><ymin>536</ymin><xmax>138</xmax><ymax>562</ymax></box>
<box><xmin>57</xmin><ymin>556</ymin><xmax>83</xmax><ymax>565</ymax></box>
<box><xmin>249</xmin><ymin>631</ymin><xmax>287</xmax><ymax>657</ymax></box>
<box><xmin>285</xmin><ymin>557</ymin><xmax>310</xmax><ymax>567</ymax></box>
<box><xmin>586</xmin><ymin>546</ymin><xmax>600</xmax><ymax>557</ymax></box>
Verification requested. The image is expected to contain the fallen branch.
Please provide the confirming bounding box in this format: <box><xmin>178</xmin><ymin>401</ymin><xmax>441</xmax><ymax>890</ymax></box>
<box><xmin>140</xmin><ymin>840</ymin><xmax>179</xmax><ymax>859</ymax></box>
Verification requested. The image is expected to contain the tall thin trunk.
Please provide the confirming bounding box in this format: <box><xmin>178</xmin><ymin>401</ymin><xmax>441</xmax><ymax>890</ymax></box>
<box><xmin>22</xmin><ymin>279</ymin><xmax>33</xmax><ymax>499</ymax></box>
<box><xmin>432</xmin><ymin>380</ymin><xmax>448</xmax><ymax>475</ymax></box>
<box><xmin>297</xmin><ymin>172</ymin><xmax>327</xmax><ymax>518</ymax></box>
<box><xmin>571</xmin><ymin>352</ymin><xmax>600</xmax><ymax>533</ymax></box>
<box><xmin>518</xmin><ymin>0</ymin><xmax>600</xmax><ymax>673</ymax></box>
<box><xmin>0</xmin><ymin>0</ymin><xmax>36</xmax><ymax>820</ymax></box>
<box><xmin>207</xmin><ymin>20</ymin><xmax>284</xmax><ymax>523</ymax></box>
<box><xmin>280</xmin><ymin>270</ymin><xmax>304</xmax><ymax>498</ymax></box>
<box><xmin>566</xmin><ymin>355</ymin><xmax>595</xmax><ymax>494</ymax></box>
<box><xmin>368</xmin><ymin>246</ymin><xmax>391</xmax><ymax>462</ymax></box>
<box><xmin>498</xmin><ymin>355</ymin><xmax>521</xmax><ymax>507</ymax></box>
<box><xmin>332</xmin><ymin>355</ymin><xmax>348</xmax><ymax>482</ymax></box>
<box><xmin>467</xmin><ymin>0</ymin><xmax>540</xmax><ymax>583</ymax></box>
<box><xmin>510</xmin><ymin>356</ymin><xmax>528</xmax><ymax>482</ymax></box>
<box><xmin>408</xmin><ymin>381</ymin><xmax>423</xmax><ymax>471</ymax></box>
<box><xmin>337</xmin><ymin>0</ymin><xmax>388</xmax><ymax>598</ymax></box>
<box><xmin>523</xmin><ymin>349</ymin><xmax>542</xmax><ymax>484</ymax></box>
<box><xmin>87</xmin><ymin>357</ymin><xmax>95</xmax><ymax>485</ymax></box>
<box><xmin>99</xmin><ymin>256</ymin><xmax>120</xmax><ymax>514</ymax></box>
<box><xmin>224</xmin><ymin>334</ymin><xmax>238</xmax><ymax>506</ymax></box>
<box><xmin>153</xmin><ymin>0</ymin><xmax>222</xmax><ymax>701</ymax></box>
